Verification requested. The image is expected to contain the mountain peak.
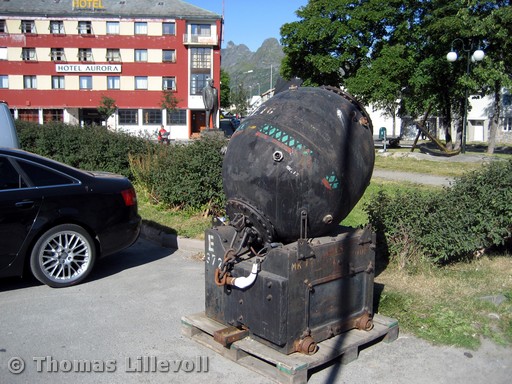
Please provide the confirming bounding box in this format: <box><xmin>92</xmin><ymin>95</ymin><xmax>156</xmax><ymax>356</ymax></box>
<box><xmin>222</xmin><ymin>39</ymin><xmax>284</xmax><ymax>94</ymax></box>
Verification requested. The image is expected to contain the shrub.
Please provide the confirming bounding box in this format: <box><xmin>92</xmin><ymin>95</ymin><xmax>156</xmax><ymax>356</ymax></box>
<box><xmin>130</xmin><ymin>136</ymin><xmax>227</xmax><ymax>214</ymax></box>
<box><xmin>366</xmin><ymin>159</ymin><xmax>512</xmax><ymax>267</ymax></box>
<box><xmin>16</xmin><ymin>120</ymin><xmax>227</xmax><ymax>216</ymax></box>
<box><xmin>16</xmin><ymin>121</ymin><xmax>148</xmax><ymax>178</ymax></box>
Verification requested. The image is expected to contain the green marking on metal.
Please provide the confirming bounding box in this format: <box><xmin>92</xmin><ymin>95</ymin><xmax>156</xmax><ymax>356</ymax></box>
<box><xmin>325</xmin><ymin>171</ymin><xmax>340</xmax><ymax>189</ymax></box>
<box><xmin>258</xmin><ymin>123</ymin><xmax>313</xmax><ymax>156</ymax></box>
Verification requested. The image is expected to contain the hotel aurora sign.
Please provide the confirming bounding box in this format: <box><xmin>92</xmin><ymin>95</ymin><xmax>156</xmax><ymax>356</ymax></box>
<box><xmin>56</xmin><ymin>64</ymin><xmax>121</xmax><ymax>73</ymax></box>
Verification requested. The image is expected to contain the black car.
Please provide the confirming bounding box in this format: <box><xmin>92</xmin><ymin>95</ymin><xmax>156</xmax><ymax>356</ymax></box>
<box><xmin>0</xmin><ymin>148</ymin><xmax>141</xmax><ymax>288</ymax></box>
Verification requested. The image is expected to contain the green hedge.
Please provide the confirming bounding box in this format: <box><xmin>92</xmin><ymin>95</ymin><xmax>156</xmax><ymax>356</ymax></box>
<box><xmin>16</xmin><ymin>121</ymin><xmax>227</xmax><ymax>214</ymax></box>
<box><xmin>16</xmin><ymin>120</ymin><xmax>148</xmax><ymax>178</ymax></box>
<box><xmin>366</xmin><ymin>159</ymin><xmax>512</xmax><ymax>267</ymax></box>
<box><xmin>129</xmin><ymin>136</ymin><xmax>227</xmax><ymax>214</ymax></box>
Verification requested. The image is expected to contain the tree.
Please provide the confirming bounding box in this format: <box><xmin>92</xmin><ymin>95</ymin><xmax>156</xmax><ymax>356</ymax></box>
<box><xmin>280</xmin><ymin>0</ymin><xmax>404</xmax><ymax>87</ymax></box>
<box><xmin>280</xmin><ymin>0</ymin><xmax>512</xmax><ymax>152</ymax></box>
<box><xmin>231</xmin><ymin>82</ymin><xmax>249</xmax><ymax>116</ymax></box>
<box><xmin>477</xmin><ymin>2</ymin><xmax>512</xmax><ymax>154</ymax></box>
<box><xmin>97</xmin><ymin>95</ymin><xmax>116</xmax><ymax>128</ymax></box>
<box><xmin>161</xmin><ymin>90</ymin><xmax>180</xmax><ymax>123</ymax></box>
<box><xmin>219</xmin><ymin>69</ymin><xmax>231</xmax><ymax>110</ymax></box>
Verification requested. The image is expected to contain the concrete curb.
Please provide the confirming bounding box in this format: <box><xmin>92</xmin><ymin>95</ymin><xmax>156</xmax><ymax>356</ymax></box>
<box><xmin>140</xmin><ymin>223</ymin><xmax>204</xmax><ymax>253</ymax></box>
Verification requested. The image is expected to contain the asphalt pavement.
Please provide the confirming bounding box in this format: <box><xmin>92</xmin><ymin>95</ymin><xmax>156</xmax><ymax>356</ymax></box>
<box><xmin>1</xmin><ymin>237</ymin><xmax>511</xmax><ymax>384</ymax></box>
<box><xmin>372</xmin><ymin>150</ymin><xmax>498</xmax><ymax>186</ymax></box>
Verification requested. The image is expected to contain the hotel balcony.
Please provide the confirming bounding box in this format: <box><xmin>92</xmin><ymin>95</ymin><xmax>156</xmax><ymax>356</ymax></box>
<box><xmin>183</xmin><ymin>34</ymin><xmax>218</xmax><ymax>46</ymax></box>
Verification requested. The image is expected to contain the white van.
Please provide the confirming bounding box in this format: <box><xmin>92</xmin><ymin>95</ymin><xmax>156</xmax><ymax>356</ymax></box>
<box><xmin>0</xmin><ymin>102</ymin><xmax>19</xmax><ymax>148</ymax></box>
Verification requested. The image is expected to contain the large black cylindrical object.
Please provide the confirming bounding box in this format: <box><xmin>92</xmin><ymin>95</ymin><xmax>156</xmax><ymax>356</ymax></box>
<box><xmin>222</xmin><ymin>87</ymin><xmax>375</xmax><ymax>244</ymax></box>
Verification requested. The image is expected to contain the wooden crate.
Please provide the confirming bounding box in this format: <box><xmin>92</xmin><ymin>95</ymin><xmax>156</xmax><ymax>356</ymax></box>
<box><xmin>181</xmin><ymin>312</ymin><xmax>399</xmax><ymax>384</ymax></box>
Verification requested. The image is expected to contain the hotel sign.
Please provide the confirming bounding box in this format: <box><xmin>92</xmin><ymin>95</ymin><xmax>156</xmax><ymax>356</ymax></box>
<box><xmin>72</xmin><ymin>0</ymin><xmax>105</xmax><ymax>10</ymax></box>
<box><xmin>56</xmin><ymin>64</ymin><xmax>121</xmax><ymax>73</ymax></box>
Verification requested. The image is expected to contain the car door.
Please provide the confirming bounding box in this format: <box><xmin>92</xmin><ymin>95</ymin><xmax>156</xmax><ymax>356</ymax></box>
<box><xmin>0</xmin><ymin>156</ymin><xmax>42</xmax><ymax>272</ymax></box>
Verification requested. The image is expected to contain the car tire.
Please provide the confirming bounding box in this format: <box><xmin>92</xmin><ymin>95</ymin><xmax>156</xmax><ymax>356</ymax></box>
<box><xmin>30</xmin><ymin>224</ymin><xmax>96</xmax><ymax>288</ymax></box>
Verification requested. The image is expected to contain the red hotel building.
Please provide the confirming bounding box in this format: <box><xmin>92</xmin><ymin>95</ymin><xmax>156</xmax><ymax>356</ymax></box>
<box><xmin>0</xmin><ymin>0</ymin><xmax>222</xmax><ymax>140</ymax></box>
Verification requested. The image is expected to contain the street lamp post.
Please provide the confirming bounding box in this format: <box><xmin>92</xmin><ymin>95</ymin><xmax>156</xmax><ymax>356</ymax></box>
<box><xmin>270</xmin><ymin>64</ymin><xmax>279</xmax><ymax>90</ymax></box>
<box><xmin>447</xmin><ymin>39</ymin><xmax>485</xmax><ymax>153</ymax></box>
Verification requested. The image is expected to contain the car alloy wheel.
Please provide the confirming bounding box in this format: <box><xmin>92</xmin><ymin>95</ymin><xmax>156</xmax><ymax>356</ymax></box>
<box><xmin>30</xmin><ymin>224</ymin><xmax>96</xmax><ymax>288</ymax></box>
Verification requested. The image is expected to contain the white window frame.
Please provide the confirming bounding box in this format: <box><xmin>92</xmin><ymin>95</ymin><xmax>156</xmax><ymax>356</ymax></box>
<box><xmin>503</xmin><ymin>117</ymin><xmax>512</xmax><ymax>132</ymax></box>
<box><xmin>21</xmin><ymin>20</ymin><xmax>36</xmax><ymax>34</ymax></box>
<box><xmin>162</xmin><ymin>22</ymin><xmax>175</xmax><ymax>35</ymax></box>
<box><xmin>106</xmin><ymin>49</ymin><xmax>121</xmax><ymax>62</ymax></box>
<box><xmin>52</xmin><ymin>75</ymin><xmax>65</xmax><ymax>89</ymax></box>
<box><xmin>49</xmin><ymin>20</ymin><xmax>65</xmax><ymax>34</ymax></box>
<box><xmin>106</xmin><ymin>21</ymin><xmax>120</xmax><ymax>35</ymax></box>
<box><xmin>107</xmin><ymin>76</ymin><xmax>120</xmax><ymax>90</ymax></box>
<box><xmin>134</xmin><ymin>22</ymin><xmax>147</xmax><ymax>35</ymax></box>
<box><xmin>22</xmin><ymin>48</ymin><xmax>36</xmax><ymax>61</ymax></box>
<box><xmin>79</xmin><ymin>76</ymin><xmax>92</xmax><ymax>90</ymax></box>
<box><xmin>78</xmin><ymin>48</ymin><xmax>93</xmax><ymax>62</ymax></box>
<box><xmin>77</xmin><ymin>21</ymin><xmax>92</xmax><ymax>35</ymax></box>
<box><xmin>0</xmin><ymin>75</ymin><xmax>8</xmax><ymax>89</ymax></box>
<box><xmin>50</xmin><ymin>48</ymin><xmax>65</xmax><ymax>61</ymax></box>
<box><xmin>135</xmin><ymin>76</ymin><xmax>148</xmax><ymax>90</ymax></box>
<box><xmin>134</xmin><ymin>49</ymin><xmax>147</xmax><ymax>62</ymax></box>
<box><xmin>162</xmin><ymin>49</ymin><xmax>176</xmax><ymax>63</ymax></box>
<box><xmin>24</xmin><ymin>75</ymin><xmax>37</xmax><ymax>89</ymax></box>
<box><xmin>162</xmin><ymin>76</ymin><xmax>176</xmax><ymax>91</ymax></box>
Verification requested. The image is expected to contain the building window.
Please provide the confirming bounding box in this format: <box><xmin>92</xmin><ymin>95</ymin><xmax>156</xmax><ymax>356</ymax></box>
<box><xmin>143</xmin><ymin>109</ymin><xmax>162</xmax><ymax>125</ymax></box>
<box><xmin>134</xmin><ymin>49</ymin><xmax>147</xmax><ymax>62</ymax></box>
<box><xmin>162</xmin><ymin>49</ymin><xmax>176</xmax><ymax>62</ymax></box>
<box><xmin>79</xmin><ymin>76</ymin><xmax>92</xmax><ymax>90</ymax></box>
<box><xmin>190</xmin><ymin>74</ymin><xmax>209</xmax><ymax>96</ymax></box>
<box><xmin>135</xmin><ymin>76</ymin><xmax>148</xmax><ymax>90</ymax></box>
<box><xmin>106</xmin><ymin>21</ymin><xmax>120</xmax><ymax>34</ymax></box>
<box><xmin>168</xmin><ymin>109</ymin><xmax>186</xmax><ymax>125</ymax></box>
<box><xmin>119</xmin><ymin>109</ymin><xmax>138</xmax><ymax>125</ymax></box>
<box><xmin>52</xmin><ymin>76</ymin><xmax>65</xmax><ymax>89</ymax></box>
<box><xmin>0</xmin><ymin>47</ymin><xmax>7</xmax><ymax>60</ymax></box>
<box><xmin>78</xmin><ymin>48</ymin><xmax>93</xmax><ymax>62</ymax></box>
<box><xmin>21</xmin><ymin>20</ymin><xmax>36</xmax><ymax>34</ymax></box>
<box><xmin>77</xmin><ymin>21</ymin><xmax>92</xmax><ymax>34</ymax></box>
<box><xmin>162</xmin><ymin>22</ymin><xmax>175</xmax><ymax>35</ymax></box>
<box><xmin>22</xmin><ymin>48</ymin><xmax>36</xmax><ymax>61</ymax></box>
<box><xmin>43</xmin><ymin>109</ymin><xmax>63</xmax><ymax>123</ymax></box>
<box><xmin>49</xmin><ymin>20</ymin><xmax>65</xmax><ymax>34</ymax></box>
<box><xmin>504</xmin><ymin>118</ymin><xmax>512</xmax><ymax>132</ymax></box>
<box><xmin>191</xmin><ymin>24</ymin><xmax>211</xmax><ymax>37</ymax></box>
<box><xmin>162</xmin><ymin>76</ymin><xmax>176</xmax><ymax>91</ymax></box>
<box><xmin>18</xmin><ymin>109</ymin><xmax>39</xmax><ymax>122</ymax></box>
<box><xmin>134</xmin><ymin>22</ymin><xmax>147</xmax><ymax>35</ymax></box>
<box><xmin>107</xmin><ymin>76</ymin><xmax>120</xmax><ymax>90</ymax></box>
<box><xmin>190</xmin><ymin>47</ymin><xmax>211</xmax><ymax>95</ymax></box>
<box><xmin>0</xmin><ymin>75</ymin><xmax>8</xmax><ymax>89</ymax></box>
<box><xmin>106</xmin><ymin>49</ymin><xmax>121</xmax><ymax>62</ymax></box>
<box><xmin>0</xmin><ymin>20</ymin><xmax>6</xmax><ymax>33</ymax></box>
<box><xmin>191</xmin><ymin>47</ymin><xmax>211</xmax><ymax>69</ymax></box>
<box><xmin>24</xmin><ymin>75</ymin><xmax>37</xmax><ymax>89</ymax></box>
<box><xmin>50</xmin><ymin>48</ymin><xmax>65</xmax><ymax>61</ymax></box>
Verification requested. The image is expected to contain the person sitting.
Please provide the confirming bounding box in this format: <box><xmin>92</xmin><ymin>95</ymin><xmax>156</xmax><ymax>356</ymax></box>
<box><xmin>157</xmin><ymin>125</ymin><xmax>170</xmax><ymax>144</ymax></box>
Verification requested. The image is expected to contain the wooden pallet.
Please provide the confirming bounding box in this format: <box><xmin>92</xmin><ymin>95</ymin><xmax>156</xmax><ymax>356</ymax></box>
<box><xmin>181</xmin><ymin>312</ymin><xmax>399</xmax><ymax>384</ymax></box>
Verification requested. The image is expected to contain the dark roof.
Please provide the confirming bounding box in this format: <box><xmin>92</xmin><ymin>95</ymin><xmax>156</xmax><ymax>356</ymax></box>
<box><xmin>0</xmin><ymin>0</ymin><xmax>221</xmax><ymax>20</ymax></box>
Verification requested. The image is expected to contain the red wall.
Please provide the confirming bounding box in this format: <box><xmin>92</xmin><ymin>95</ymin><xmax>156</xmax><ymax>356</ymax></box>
<box><xmin>0</xmin><ymin>17</ymin><xmax>222</xmax><ymax>110</ymax></box>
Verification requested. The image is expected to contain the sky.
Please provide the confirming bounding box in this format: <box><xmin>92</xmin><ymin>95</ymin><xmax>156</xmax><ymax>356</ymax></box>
<box><xmin>187</xmin><ymin>0</ymin><xmax>308</xmax><ymax>52</ymax></box>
